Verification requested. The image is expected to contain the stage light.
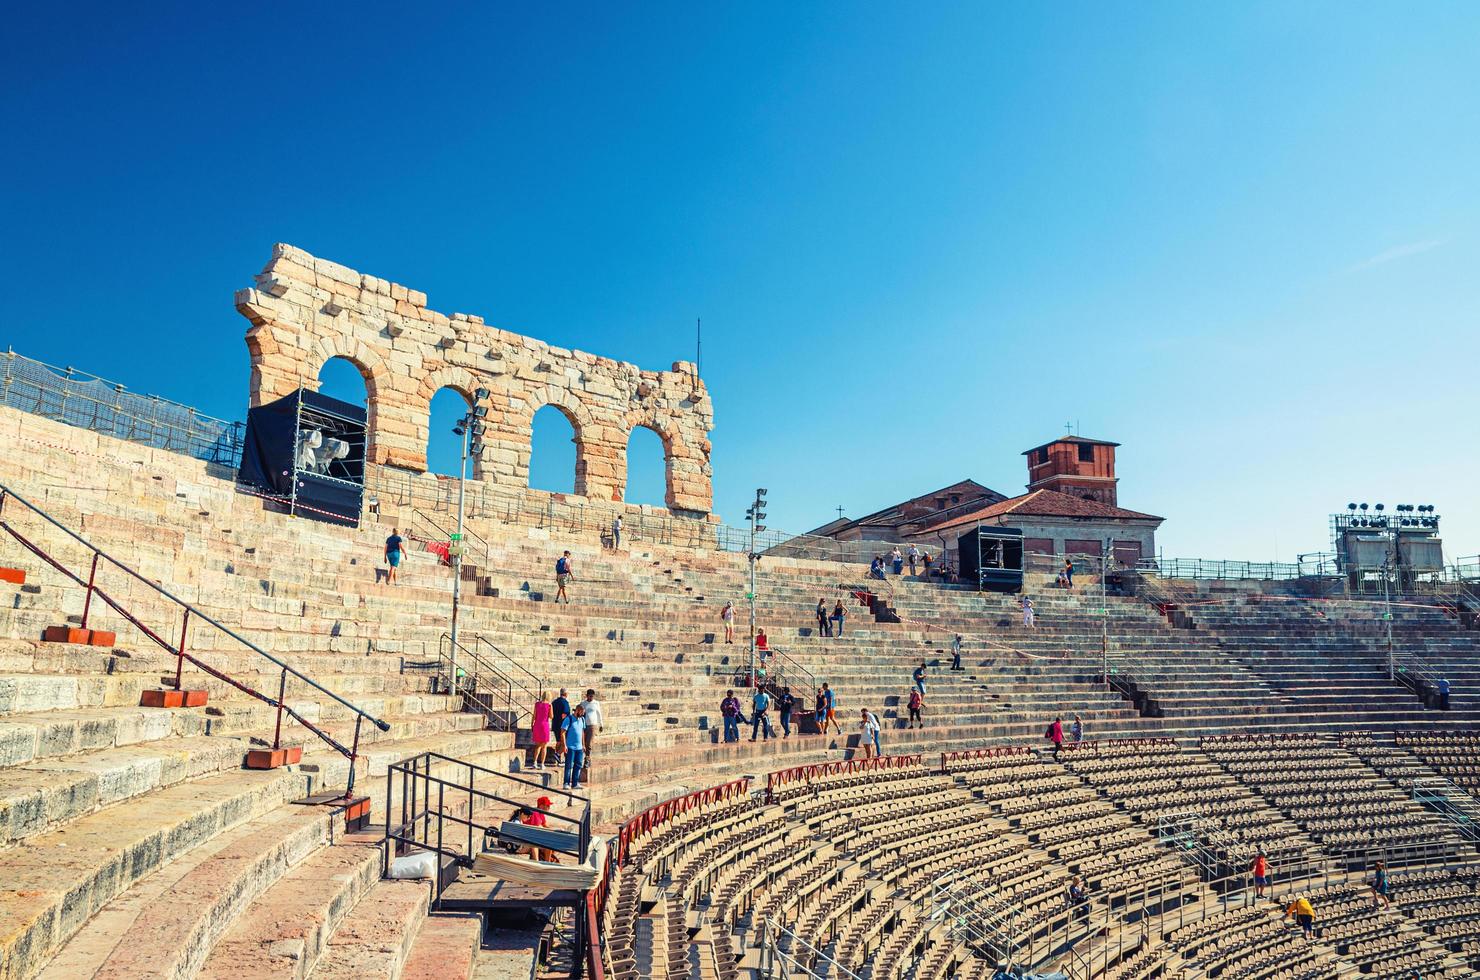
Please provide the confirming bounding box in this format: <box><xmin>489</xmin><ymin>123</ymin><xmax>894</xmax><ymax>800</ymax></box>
<box><xmin>470</xmin><ymin>439</ymin><xmax>484</xmax><ymax>456</ymax></box>
<box><xmin>1375</xmin><ymin>503</ymin><xmax>1384</xmax><ymax>512</ymax></box>
<box><xmin>453</xmin><ymin>423</ymin><xmax>465</xmax><ymax>437</ymax></box>
<box><xmin>474</xmin><ymin>387</ymin><xmax>490</xmax><ymax>401</ymax></box>
<box><xmin>1360</xmin><ymin>503</ymin><xmax>1368</xmax><ymax>511</ymax></box>
<box><xmin>470</xmin><ymin>421</ymin><xmax>487</xmax><ymax>438</ymax></box>
<box><xmin>1348</xmin><ymin>503</ymin><xmax>1357</xmax><ymax>511</ymax></box>
<box><xmin>472</xmin><ymin>405</ymin><xmax>488</xmax><ymax>419</ymax></box>
<box><xmin>756</xmin><ymin>488</ymin><xmax>768</xmax><ymax>500</ymax></box>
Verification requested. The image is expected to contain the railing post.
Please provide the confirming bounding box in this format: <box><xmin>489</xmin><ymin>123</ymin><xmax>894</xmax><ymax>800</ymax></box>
<box><xmin>80</xmin><ymin>552</ymin><xmax>101</xmax><ymax>629</ymax></box>
<box><xmin>273</xmin><ymin>666</ymin><xmax>288</xmax><ymax>750</ymax></box>
<box><xmin>346</xmin><ymin>714</ymin><xmax>363</xmax><ymax>796</ymax></box>
<box><xmin>174</xmin><ymin>608</ymin><xmax>190</xmax><ymax>690</ymax></box>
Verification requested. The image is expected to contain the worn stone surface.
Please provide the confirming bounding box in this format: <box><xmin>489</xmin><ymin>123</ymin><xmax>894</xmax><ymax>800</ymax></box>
<box><xmin>238</xmin><ymin>244</ymin><xmax>715</xmax><ymax>514</ymax></box>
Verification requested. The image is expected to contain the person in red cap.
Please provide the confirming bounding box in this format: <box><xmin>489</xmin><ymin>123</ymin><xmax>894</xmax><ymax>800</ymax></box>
<box><xmin>521</xmin><ymin>797</ymin><xmax>556</xmax><ymax>862</ymax></box>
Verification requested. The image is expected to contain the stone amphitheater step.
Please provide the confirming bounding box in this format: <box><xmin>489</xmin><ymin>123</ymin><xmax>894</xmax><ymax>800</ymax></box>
<box><xmin>305</xmin><ymin>879</ymin><xmax>432</xmax><ymax>979</ymax></box>
<box><xmin>195</xmin><ymin>831</ymin><xmax>384</xmax><ymax>980</ymax></box>
<box><xmin>402</xmin><ymin>914</ymin><xmax>482</xmax><ymax>980</ymax></box>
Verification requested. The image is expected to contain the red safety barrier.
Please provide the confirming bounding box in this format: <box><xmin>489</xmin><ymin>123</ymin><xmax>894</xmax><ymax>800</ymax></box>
<box><xmin>614</xmin><ymin>777</ymin><xmax>751</xmax><ymax>868</ymax></box>
<box><xmin>766</xmin><ymin>753</ymin><xmax>924</xmax><ymax>800</ymax></box>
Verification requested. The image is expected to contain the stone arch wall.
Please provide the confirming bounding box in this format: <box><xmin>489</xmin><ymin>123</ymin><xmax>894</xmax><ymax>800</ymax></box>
<box><xmin>236</xmin><ymin>244</ymin><xmax>714</xmax><ymax>514</ymax></box>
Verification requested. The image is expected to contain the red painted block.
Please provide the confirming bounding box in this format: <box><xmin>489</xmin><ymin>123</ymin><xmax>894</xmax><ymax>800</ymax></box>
<box><xmin>245</xmin><ymin>745</ymin><xmax>304</xmax><ymax>769</ymax></box>
<box><xmin>0</xmin><ymin>567</ymin><xmax>25</xmax><ymax>585</ymax></box>
<box><xmin>140</xmin><ymin>689</ymin><xmax>209</xmax><ymax>709</ymax></box>
<box><xmin>141</xmin><ymin>689</ymin><xmax>184</xmax><ymax>708</ymax></box>
<box><xmin>43</xmin><ymin>625</ymin><xmax>91</xmax><ymax>645</ymax></box>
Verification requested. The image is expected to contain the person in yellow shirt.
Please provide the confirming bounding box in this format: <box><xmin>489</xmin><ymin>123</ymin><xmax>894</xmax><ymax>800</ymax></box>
<box><xmin>1285</xmin><ymin>896</ymin><xmax>1316</xmax><ymax>939</ymax></box>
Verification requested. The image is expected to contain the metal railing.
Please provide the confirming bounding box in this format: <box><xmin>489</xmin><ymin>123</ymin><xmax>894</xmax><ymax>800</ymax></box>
<box><xmin>758</xmin><ymin>916</ymin><xmax>865</xmax><ymax>980</ymax></box>
<box><xmin>747</xmin><ymin>644</ymin><xmax>817</xmax><ymax>705</ymax></box>
<box><xmin>0</xmin><ymin>348</ymin><xmax>244</xmax><ymax>467</ymax></box>
<box><xmin>0</xmin><ymin>480</ymin><xmax>389</xmax><ymax>792</ymax></box>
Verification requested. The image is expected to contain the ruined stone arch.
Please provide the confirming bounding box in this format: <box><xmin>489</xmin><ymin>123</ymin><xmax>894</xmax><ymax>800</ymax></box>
<box><xmin>239</xmin><ymin>244</ymin><xmax>715</xmax><ymax>513</ymax></box>
<box><xmin>309</xmin><ymin>336</ymin><xmax>393</xmax><ymax>465</ymax></box>
<box><xmin>518</xmin><ymin>385</ymin><xmax>594</xmax><ymax>497</ymax></box>
<box><xmin>618</xmin><ymin>409</ymin><xmax>684</xmax><ymax>509</ymax></box>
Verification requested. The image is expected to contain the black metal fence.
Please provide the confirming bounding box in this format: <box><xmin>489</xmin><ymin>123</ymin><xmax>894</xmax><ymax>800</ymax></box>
<box><xmin>0</xmin><ymin>348</ymin><xmax>244</xmax><ymax>467</ymax></box>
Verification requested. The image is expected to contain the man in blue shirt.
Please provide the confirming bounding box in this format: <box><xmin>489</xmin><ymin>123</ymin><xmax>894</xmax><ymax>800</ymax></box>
<box><xmin>561</xmin><ymin>705</ymin><xmax>588</xmax><ymax>790</ymax></box>
<box><xmin>750</xmin><ymin>689</ymin><xmax>774</xmax><ymax>741</ymax></box>
<box><xmin>550</xmin><ymin>689</ymin><xmax>572</xmax><ymax>764</ymax></box>
<box><xmin>720</xmin><ymin>690</ymin><xmax>743</xmax><ymax>743</ymax></box>
<box><xmin>1439</xmin><ymin>678</ymin><xmax>1451</xmax><ymax>710</ymax></box>
<box><xmin>913</xmin><ymin>662</ymin><xmax>927</xmax><ymax>697</ymax></box>
<box><xmin>384</xmin><ymin>529</ymin><xmax>403</xmax><ymax>585</ymax></box>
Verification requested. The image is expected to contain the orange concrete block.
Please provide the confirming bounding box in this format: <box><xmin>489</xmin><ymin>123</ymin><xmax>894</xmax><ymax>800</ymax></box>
<box><xmin>244</xmin><ymin>745</ymin><xmax>304</xmax><ymax>769</ymax></box>
<box><xmin>140</xmin><ymin>689</ymin><xmax>209</xmax><ymax>708</ymax></box>
<box><xmin>43</xmin><ymin>625</ymin><xmax>91</xmax><ymax>645</ymax></box>
<box><xmin>0</xmin><ymin>567</ymin><xmax>25</xmax><ymax>585</ymax></box>
<box><xmin>87</xmin><ymin>629</ymin><xmax>116</xmax><ymax>647</ymax></box>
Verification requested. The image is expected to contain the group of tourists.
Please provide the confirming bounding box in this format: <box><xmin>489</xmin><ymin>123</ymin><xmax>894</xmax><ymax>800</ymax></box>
<box><xmin>815</xmin><ymin>598</ymin><xmax>847</xmax><ymax>636</ymax></box>
<box><xmin>1249</xmin><ymin>852</ymin><xmax>1393</xmax><ymax>941</ymax></box>
<box><xmin>1043</xmin><ymin>714</ymin><xmax>1084</xmax><ymax>758</ymax></box>
<box><xmin>870</xmin><ymin>544</ymin><xmax>939</xmax><ymax>579</ymax></box>
<box><xmin>529</xmin><ymin>688</ymin><xmax>605</xmax><ymax>790</ymax></box>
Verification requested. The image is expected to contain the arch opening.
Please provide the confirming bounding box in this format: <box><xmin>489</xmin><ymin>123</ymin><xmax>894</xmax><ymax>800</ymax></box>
<box><xmin>426</xmin><ymin>387</ymin><xmax>473</xmax><ymax>478</ymax></box>
<box><xmin>624</xmin><ymin>425</ymin><xmax>669</xmax><ymax>508</ymax></box>
<box><xmin>317</xmin><ymin>356</ymin><xmax>369</xmax><ymax>407</ymax></box>
<box><xmin>529</xmin><ymin>404</ymin><xmax>581</xmax><ymax>494</ymax></box>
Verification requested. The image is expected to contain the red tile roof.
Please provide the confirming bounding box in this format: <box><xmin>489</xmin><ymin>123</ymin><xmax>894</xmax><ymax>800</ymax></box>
<box><xmin>921</xmin><ymin>489</ymin><xmax>1162</xmax><ymax>535</ymax></box>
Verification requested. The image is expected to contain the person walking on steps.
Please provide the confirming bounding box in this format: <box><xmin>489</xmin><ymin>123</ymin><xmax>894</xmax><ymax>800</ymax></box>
<box><xmin>1285</xmin><ymin>895</ymin><xmax>1317</xmax><ymax>940</ymax></box>
<box><xmin>778</xmin><ymin>686</ymin><xmax>796</xmax><ymax>738</ymax></box>
<box><xmin>1251</xmin><ymin>850</ymin><xmax>1270</xmax><ymax>899</ymax></box>
<box><xmin>951</xmin><ymin>633</ymin><xmax>963</xmax><ymax>671</ymax></box>
<box><xmin>913</xmin><ymin>662</ymin><xmax>928</xmax><ymax>697</ymax></box>
<box><xmin>555</xmin><ymin>550</ymin><xmax>575</xmax><ymax>604</ymax></box>
<box><xmin>750</xmin><ymin>688</ymin><xmax>775</xmax><ymax>741</ymax></box>
<box><xmin>530</xmin><ymin>691</ymin><xmax>553</xmax><ymax>771</ymax></box>
<box><xmin>550</xmin><ymin>689</ymin><xmax>572</xmax><ymax>764</ymax></box>
<box><xmin>384</xmin><ymin>528</ymin><xmax>404</xmax><ymax>585</ymax></box>
<box><xmin>860</xmin><ymin>708</ymin><xmax>881</xmax><ymax>758</ymax></box>
<box><xmin>816</xmin><ymin>598</ymin><xmax>832</xmax><ymax>637</ymax></box>
<box><xmin>814</xmin><ymin>688</ymin><xmax>827</xmax><ymax>733</ymax></box>
<box><xmin>891</xmin><ymin>547</ymin><xmax>905</xmax><ymax>575</ymax></box>
<box><xmin>579</xmin><ymin>688</ymin><xmax>603</xmax><ymax>778</ymax></box>
<box><xmin>1439</xmin><ymin>677</ymin><xmax>1451</xmax><ymax>710</ymax></box>
<box><xmin>907</xmin><ymin>687</ymin><xmax>924</xmax><ymax>729</ymax></box>
<box><xmin>1371</xmin><ymin>860</ymin><xmax>1392</xmax><ymax>910</ymax></box>
<box><xmin>1021</xmin><ymin>595</ymin><xmax>1036</xmax><ymax>629</ymax></box>
<box><xmin>907</xmin><ymin>544</ymin><xmax>920</xmax><ymax>576</ymax></box>
<box><xmin>1071</xmin><ymin>713</ymin><xmax>1083</xmax><ymax>744</ymax></box>
<box><xmin>822</xmin><ymin>683</ymin><xmax>841</xmax><ymax>734</ymax></box>
<box><xmin>831</xmin><ymin>600</ymin><xmax>846</xmax><ymax>637</ymax></box>
<box><xmin>611</xmin><ymin>514</ymin><xmax>622</xmax><ymax>550</ymax></box>
<box><xmin>721</xmin><ymin>601</ymin><xmax>735</xmax><ymax>644</ymax></box>
<box><xmin>1046</xmin><ymin>716</ymin><xmax>1064</xmax><ymax>759</ymax></box>
<box><xmin>560</xmin><ymin>705</ymin><xmax>587</xmax><ymax>790</ymax></box>
<box><xmin>721</xmin><ymin>690</ymin><xmax>743</xmax><ymax>743</ymax></box>
<box><xmin>1064</xmin><ymin>558</ymin><xmax>1075</xmax><ymax>590</ymax></box>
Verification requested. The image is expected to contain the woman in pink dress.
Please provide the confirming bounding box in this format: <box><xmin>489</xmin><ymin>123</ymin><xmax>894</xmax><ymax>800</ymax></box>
<box><xmin>531</xmin><ymin>692</ymin><xmax>553</xmax><ymax>771</ymax></box>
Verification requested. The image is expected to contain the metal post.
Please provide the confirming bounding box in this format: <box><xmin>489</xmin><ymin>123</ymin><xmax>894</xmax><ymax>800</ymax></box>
<box><xmin>450</xmin><ymin>424</ymin><xmax>468</xmax><ymax>696</ymax></box>
<box><xmin>273</xmin><ymin>666</ymin><xmax>287</xmax><ymax>749</ymax></box>
<box><xmin>80</xmin><ymin>553</ymin><xmax>100</xmax><ymax>629</ymax></box>
<box><xmin>748</xmin><ymin>503</ymin><xmax>757</xmax><ymax>689</ymax></box>
<box><xmin>1101</xmin><ymin>541</ymin><xmax>1110</xmax><ymax>680</ymax></box>
<box><xmin>1384</xmin><ymin>555</ymin><xmax>1395</xmax><ymax>680</ymax></box>
<box><xmin>346</xmin><ymin>713</ymin><xmax>363</xmax><ymax>796</ymax></box>
<box><xmin>174</xmin><ymin>608</ymin><xmax>189</xmax><ymax>690</ymax></box>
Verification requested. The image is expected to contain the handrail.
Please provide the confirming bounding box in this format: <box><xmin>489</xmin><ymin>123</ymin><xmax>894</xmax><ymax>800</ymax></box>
<box><xmin>471</xmin><ymin>633</ymin><xmax>545</xmax><ymax>699</ymax></box>
<box><xmin>750</xmin><ymin>643</ymin><xmax>816</xmax><ymax>703</ymax></box>
<box><xmin>438</xmin><ymin>633</ymin><xmax>519</xmax><ymax>731</ymax></box>
<box><xmin>0</xmin><ymin>481</ymin><xmax>390</xmax><ymax>793</ymax></box>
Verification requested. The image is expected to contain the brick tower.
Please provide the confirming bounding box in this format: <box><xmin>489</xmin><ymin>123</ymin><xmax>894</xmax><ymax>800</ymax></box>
<box><xmin>1022</xmin><ymin>436</ymin><xmax>1119</xmax><ymax>505</ymax></box>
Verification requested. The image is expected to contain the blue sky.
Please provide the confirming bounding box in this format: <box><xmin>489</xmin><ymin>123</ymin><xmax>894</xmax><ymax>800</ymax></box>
<box><xmin>3</xmin><ymin>2</ymin><xmax>1478</xmax><ymax>560</ymax></box>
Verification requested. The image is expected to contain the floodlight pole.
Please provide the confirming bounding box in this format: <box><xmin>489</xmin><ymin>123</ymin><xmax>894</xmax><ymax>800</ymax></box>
<box><xmin>450</xmin><ymin>422</ymin><xmax>469</xmax><ymax>696</ymax></box>
<box><xmin>1101</xmin><ymin>538</ymin><xmax>1110</xmax><ymax>681</ymax></box>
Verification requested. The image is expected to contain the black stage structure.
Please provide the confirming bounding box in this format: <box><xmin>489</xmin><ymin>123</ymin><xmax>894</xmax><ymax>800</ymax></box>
<box><xmin>237</xmin><ymin>388</ymin><xmax>366</xmax><ymax>526</ymax></box>
<box><xmin>958</xmin><ymin>524</ymin><xmax>1024</xmax><ymax>593</ymax></box>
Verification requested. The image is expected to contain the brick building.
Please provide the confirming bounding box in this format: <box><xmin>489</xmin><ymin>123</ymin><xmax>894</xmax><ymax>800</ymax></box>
<box><xmin>812</xmin><ymin>434</ymin><xmax>1162</xmax><ymax>568</ymax></box>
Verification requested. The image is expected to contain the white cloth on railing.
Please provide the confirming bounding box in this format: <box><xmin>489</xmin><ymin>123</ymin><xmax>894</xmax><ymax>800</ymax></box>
<box><xmin>472</xmin><ymin>835</ymin><xmax>607</xmax><ymax>890</ymax></box>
